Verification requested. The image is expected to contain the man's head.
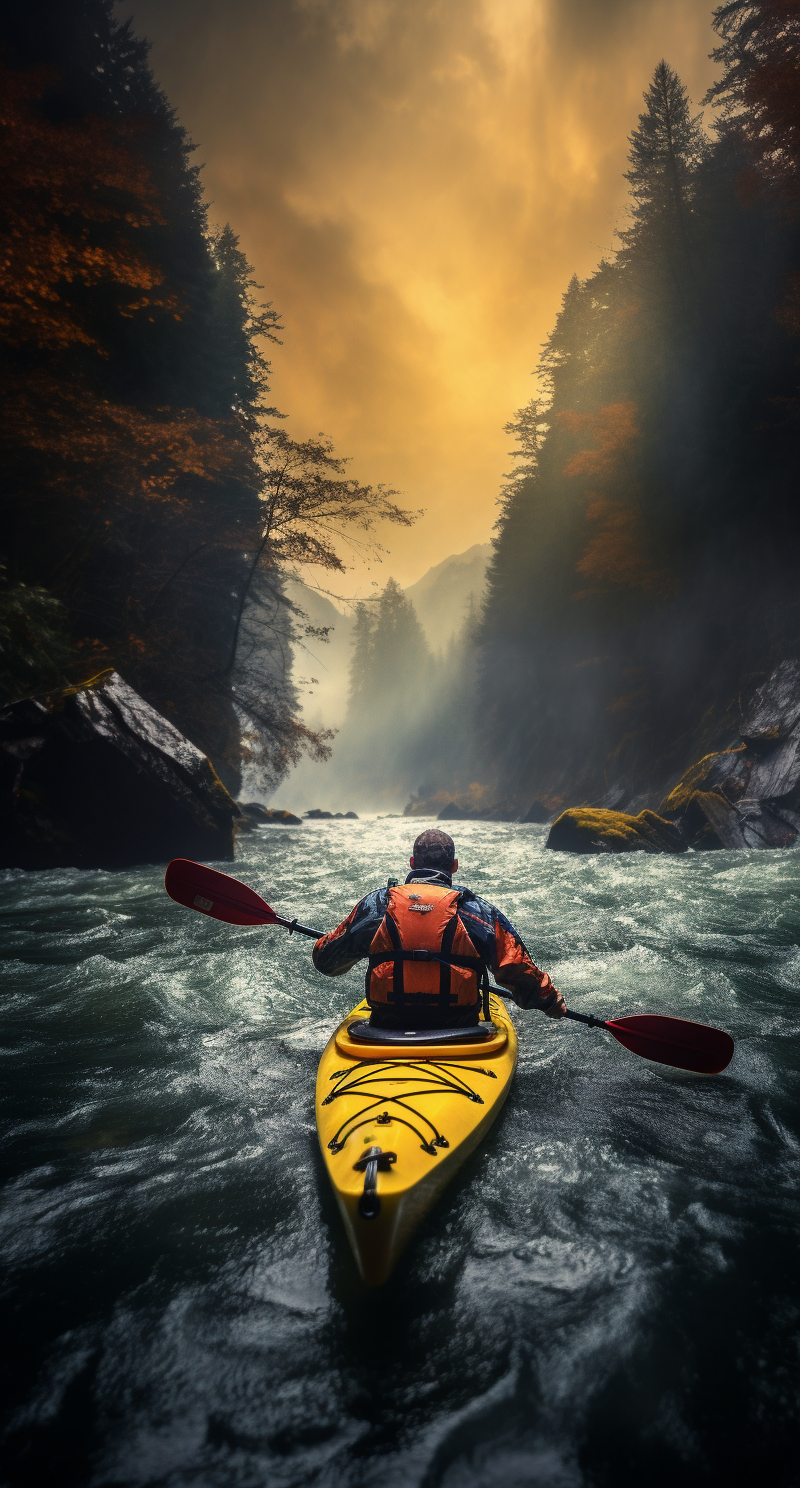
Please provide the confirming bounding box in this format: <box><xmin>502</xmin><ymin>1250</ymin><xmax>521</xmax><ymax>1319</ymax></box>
<box><xmin>410</xmin><ymin>828</ymin><xmax>458</xmax><ymax>877</ymax></box>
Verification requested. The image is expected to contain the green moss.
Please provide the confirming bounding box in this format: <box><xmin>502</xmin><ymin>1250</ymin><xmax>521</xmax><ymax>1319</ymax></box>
<box><xmin>659</xmin><ymin>747</ymin><xmax>748</xmax><ymax>816</ymax></box>
<box><xmin>546</xmin><ymin>807</ymin><xmax>685</xmax><ymax>855</ymax></box>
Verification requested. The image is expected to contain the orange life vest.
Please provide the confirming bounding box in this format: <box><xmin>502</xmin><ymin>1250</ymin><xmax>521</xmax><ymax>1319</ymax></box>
<box><xmin>366</xmin><ymin>883</ymin><xmax>485</xmax><ymax>1010</ymax></box>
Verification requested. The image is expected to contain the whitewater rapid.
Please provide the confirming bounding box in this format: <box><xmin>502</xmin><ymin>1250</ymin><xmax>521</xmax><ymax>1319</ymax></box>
<box><xmin>1</xmin><ymin>819</ymin><xmax>798</xmax><ymax>1486</ymax></box>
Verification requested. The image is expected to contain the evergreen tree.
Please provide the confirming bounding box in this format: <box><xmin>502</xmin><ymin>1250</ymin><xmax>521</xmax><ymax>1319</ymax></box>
<box><xmin>706</xmin><ymin>0</ymin><xmax>800</xmax><ymax>201</ymax></box>
<box><xmin>322</xmin><ymin>580</ymin><xmax>433</xmax><ymax>807</ymax></box>
<box><xmin>368</xmin><ymin>579</ymin><xmax>430</xmax><ymax>700</ymax></box>
<box><xmin>477</xmin><ymin>44</ymin><xmax>800</xmax><ymax>809</ymax></box>
<box><xmin>620</xmin><ymin>60</ymin><xmax>709</xmax><ymax>328</ymax></box>
<box><xmin>207</xmin><ymin>225</ymin><xmax>282</xmax><ymax>421</ymax></box>
<box><xmin>348</xmin><ymin>604</ymin><xmax>376</xmax><ymax>712</ymax></box>
<box><xmin>0</xmin><ymin>0</ymin><xmax>412</xmax><ymax>793</ymax></box>
<box><xmin>623</xmin><ymin>61</ymin><xmax>707</xmax><ymax>237</ymax></box>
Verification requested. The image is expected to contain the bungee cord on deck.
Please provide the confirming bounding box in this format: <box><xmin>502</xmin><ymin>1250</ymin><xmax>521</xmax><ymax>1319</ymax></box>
<box><xmin>324</xmin><ymin>1058</ymin><xmax>499</xmax><ymax>1155</ymax></box>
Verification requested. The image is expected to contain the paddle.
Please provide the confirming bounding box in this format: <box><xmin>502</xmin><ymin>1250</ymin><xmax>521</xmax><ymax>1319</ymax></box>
<box><xmin>165</xmin><ymin>859</ymin><xmax>734</xmax><ymax>1074</ymax></box>
<box><xmin>164</xmin><ymin>858</ymin><xmax>325</xmax><ymax>938</ymax></box>
<box><xmin>562</xmin><ymin>1007</ymin><xmax>734</xmax><ymax>1074</ymax></box>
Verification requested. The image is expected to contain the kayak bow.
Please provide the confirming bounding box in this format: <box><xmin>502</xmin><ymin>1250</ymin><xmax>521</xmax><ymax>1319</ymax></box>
<box><xmin>316</xmin><ymin>994</ymin><xmax>518</xmax><ymax>1286</ymax></box>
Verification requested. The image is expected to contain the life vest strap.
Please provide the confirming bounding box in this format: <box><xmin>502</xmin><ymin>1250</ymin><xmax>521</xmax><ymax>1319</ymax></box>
<box><xmin>367</xmin><ymin>950</ymin><xmax>483</xmax><ymax>968</ymax></box>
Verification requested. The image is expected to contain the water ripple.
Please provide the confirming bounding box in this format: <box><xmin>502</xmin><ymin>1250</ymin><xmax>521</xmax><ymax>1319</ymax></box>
<box><xmin>1</xmin><ymin>822</ymin><xmax>798</xmax><ymax>1486</ymax></box>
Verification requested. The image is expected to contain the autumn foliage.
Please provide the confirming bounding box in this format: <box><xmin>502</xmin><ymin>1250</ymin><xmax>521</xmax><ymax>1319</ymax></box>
<box><xmin>0</xmin><ymin>2</ymin><xmax>409</xmax><ymax>791</ymax></box>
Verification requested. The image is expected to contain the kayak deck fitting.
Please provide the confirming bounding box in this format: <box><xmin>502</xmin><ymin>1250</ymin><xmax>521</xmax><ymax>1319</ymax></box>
<box><xmin>315</xmin><ymin>994</ymin><xmax>518</xmax><ymax>1285</ymax></box>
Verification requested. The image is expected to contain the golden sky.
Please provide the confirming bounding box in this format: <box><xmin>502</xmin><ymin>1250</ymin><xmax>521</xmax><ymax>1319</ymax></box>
<box><xmin>127</xmin><ymin>0</ymin><xmax>718</xmax><ymax>594</ymax></box>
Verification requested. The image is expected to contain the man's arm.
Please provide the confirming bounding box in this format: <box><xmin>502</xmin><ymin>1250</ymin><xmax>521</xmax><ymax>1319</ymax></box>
<box><xmin>489</xmin><ymin>909</ymin><xmax>566</xmax><ymax>1018</ymax></box>
<box><xmin>312</xmin><ymin>889</ymin><xmax>387</xmax><ymax>977</ymax></box>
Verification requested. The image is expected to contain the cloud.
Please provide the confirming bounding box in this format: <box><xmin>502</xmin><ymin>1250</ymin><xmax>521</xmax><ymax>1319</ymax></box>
<box><xmin>125</xmin><ymin>0</ymin><xmax>717</xmax><ymax>590</ymax></box>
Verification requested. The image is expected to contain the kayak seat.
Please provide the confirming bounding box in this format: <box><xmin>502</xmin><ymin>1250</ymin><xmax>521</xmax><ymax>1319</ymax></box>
<box><xmin>347</xmin><ymin>1019</ymin><xmax>498</xmax><ymax>1046</ymax></box>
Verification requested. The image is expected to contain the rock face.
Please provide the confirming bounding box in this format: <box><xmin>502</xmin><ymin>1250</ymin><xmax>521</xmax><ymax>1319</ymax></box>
<box><xmin>520</xmin><ymin>800</ymin><xmax>551</xmax><ymax>824</ymax></box>
<box><xmin>547</xmin><ymin>661</ymin><xmax>800</xmax><ymax>855</ymax></box>
<box><xmin>437</xmin><ymin>801</ymin><xmax>474</xmax><ymax>821</ymax></box>
<box><xmin>1</xmin><ymin>671</ymin><xmax>240</xmax><ymax>869</ymax></box>
<box><xmin>739</xmin><ymin>660</ymin><xmax>800</xmax><ymax>744</ymax></box>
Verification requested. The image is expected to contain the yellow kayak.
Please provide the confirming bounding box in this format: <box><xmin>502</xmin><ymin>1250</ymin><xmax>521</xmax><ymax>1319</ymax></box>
<box><xmin>315</xmin><ymin>994</ymin><xmax>519</xmax><ymax>1286</ymax></box>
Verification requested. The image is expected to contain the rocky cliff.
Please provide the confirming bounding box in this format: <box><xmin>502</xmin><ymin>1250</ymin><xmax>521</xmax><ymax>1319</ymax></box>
<box><xmin>546</xmin><ymin>662</ymin><xmax>800</xmax><ymax>854</ymax></box>
<box><xmin>1</xmin><ymin>672</ymin><xmax>240</xmax><ymax>870</ymax></box>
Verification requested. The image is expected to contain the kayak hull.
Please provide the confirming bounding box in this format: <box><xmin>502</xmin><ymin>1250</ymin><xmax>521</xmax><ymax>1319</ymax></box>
<box><xmin>315</xmin><ymin>995</ymin><xmax>518</xmax><ymax>1286</ymax></box>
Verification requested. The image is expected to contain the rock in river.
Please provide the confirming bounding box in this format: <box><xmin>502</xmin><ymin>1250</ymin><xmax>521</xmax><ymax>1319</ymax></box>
<box><xmin>546</xmin><ymin>660</ymin><xmax>800</xmax><ymax>854</ymax></box>
<box><xmin>0</xmin><ymin>671</ymin><xmax>239</xmax><ymax>870</ymax></box>
<box><xmin>239</xmin><ymin>802</ymin><xmax>302</xmax><ymax>826</ymax></box>
<box><xmin>546</xmin><ymin>808</ymin><xmax>685</xmax><ymax>855</ymax></box>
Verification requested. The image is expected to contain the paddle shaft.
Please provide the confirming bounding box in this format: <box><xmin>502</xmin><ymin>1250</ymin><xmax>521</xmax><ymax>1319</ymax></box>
<box><xmin>495</xmin><ymin>990</ymin><xmax>708</xmax><ymax>1040</ymax></box>
<box><xmin>487</xmin><ymin>984</ymin><xmax>604</xmax><ymax>1023</ymax></box>
<box><xmin>271</xmin><ymin>915</ymin><xmax>325</xmax><ymax>939</ymax></box>
<box><xmin>564</xmin><ymin>1007</ymin><xmax>610</xmax><ymax>1028</ymax></box>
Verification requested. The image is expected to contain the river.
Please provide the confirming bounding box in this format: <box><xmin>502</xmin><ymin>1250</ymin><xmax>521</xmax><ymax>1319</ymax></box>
<box><xmin>1</xmin><ymin>819</ymin><xmax>798</xmax><ymax>1487</ymax></box>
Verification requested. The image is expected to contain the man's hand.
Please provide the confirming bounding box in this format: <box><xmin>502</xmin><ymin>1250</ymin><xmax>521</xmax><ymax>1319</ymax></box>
<box><xmin>544</xmin><ymin>988</ymin><xmax>567</xmax><ymax>1018</ymax></box>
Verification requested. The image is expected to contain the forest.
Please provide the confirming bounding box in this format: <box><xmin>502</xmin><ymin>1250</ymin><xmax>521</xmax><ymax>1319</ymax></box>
<box><xmin>473</xmin><ymin>2</ymin><xmax>800</xmax><ymax>812</ymax></box>
<box><xmin>3</xmin><ymin>0</ymin><xmax>800</xmax><ymax>818</ymax></box>
<box><xmin>0</xmin><ymin>0</ymin><xmax>410</xmax><ymax>797</ymax></box>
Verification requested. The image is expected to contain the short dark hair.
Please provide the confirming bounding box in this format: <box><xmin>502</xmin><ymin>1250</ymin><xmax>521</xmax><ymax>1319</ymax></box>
<box><xmin>412</xmin><ymin>828</ymin><xmax>456</xmax><ymax>870</ymax></box>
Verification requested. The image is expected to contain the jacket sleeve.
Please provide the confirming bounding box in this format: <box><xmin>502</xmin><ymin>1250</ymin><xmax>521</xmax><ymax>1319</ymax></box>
<box><xmin>490</xmin><ymin>910</ymin><xmax>559</xmax><ymax>1011</ymax></box>
<box><xmin>312</xmin><ymin>889</ymin><xmax>386</xmax><ymax>977</ymax></box>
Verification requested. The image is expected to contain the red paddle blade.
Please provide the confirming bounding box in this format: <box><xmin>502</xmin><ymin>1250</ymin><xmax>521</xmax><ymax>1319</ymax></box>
<box><xmin>606</xmin><ymin>1014</ymin><xmax>734</xmax><ymax>1074</ymax></box>
<box><xmin>165</xmin><ymin>859</ymin><xmax>278</xmax><ymax>927</ymax></box>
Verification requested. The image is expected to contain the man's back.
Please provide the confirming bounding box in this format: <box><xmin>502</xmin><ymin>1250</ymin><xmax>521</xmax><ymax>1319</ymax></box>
<box><xmin>312</xmin><ymin>830</ymin><xmax>565</xmax><ymax>1027</ymax></box>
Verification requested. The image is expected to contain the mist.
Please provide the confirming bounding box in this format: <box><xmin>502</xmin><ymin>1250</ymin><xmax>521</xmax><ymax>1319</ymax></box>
<box><xmin>272</xmin><ymin>552</ymin><xmax>490</xmax><ymax>814</ymax></box>
<box><xmin>268</xmin><ymin>30</ymin><xmax>800</xmax><ymax>822</ymax></box>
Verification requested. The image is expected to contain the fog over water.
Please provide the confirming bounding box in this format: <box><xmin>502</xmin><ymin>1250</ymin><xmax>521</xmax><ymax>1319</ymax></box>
<box><xmin>2</xmin><ymin>820</ymin><xmax>798</xmax><ymax>1486</ymax></box>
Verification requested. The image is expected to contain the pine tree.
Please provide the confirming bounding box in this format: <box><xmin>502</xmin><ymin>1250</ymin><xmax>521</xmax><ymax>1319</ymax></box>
<box><xmin>620</xmin><ymin>60</ymin><xmax>708</xmax><ymax>322</ymax></box>
<box><xmin>705</xmin><ymin>0</ymin><xmax>800</xmax><ymax>204</ymax></box>
<box><xmin>208</xmin><ymin>225</ymin><xmax>282</xmax><ymax>421</ymax></box>
<box><xmin>348</xmin><ymin>604</ymin><xmax>376</xmax><ymax>712</ymax></box>
<box><xmin>623</xmin><ymin>61</ymin><xmax>707</xmax><ymax>235</ymax></box>
<box><xmin>370</xmin><ymin>578</ymin><xmax>429</xmax><ymax>694</ymax></box>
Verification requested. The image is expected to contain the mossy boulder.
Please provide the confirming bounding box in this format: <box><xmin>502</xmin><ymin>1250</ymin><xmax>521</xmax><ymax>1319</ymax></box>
<box><xmin>546</xmin><ymin>808</ymin><xmax>685</xmax><ymax>855</ymax></box>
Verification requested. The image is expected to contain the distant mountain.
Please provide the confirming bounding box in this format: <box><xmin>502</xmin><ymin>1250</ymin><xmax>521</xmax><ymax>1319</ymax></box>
<box><xmin>404</xmin><ymin>543</ymin><xmax>491</xmax><ymax>650</ymax></box>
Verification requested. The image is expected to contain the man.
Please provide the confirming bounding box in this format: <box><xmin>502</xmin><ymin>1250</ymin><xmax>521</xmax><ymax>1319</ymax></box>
<box><xmin>312</xmin><ymin>827</ymin><xmax>566</xmax><ymax>1028</ymax></box>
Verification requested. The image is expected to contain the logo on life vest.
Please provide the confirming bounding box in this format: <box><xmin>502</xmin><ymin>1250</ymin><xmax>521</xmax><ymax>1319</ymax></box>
<box><xmin>408</xmin><ymin>903</ymin><xmax>433</xmax><ymax>913</ymax></box>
